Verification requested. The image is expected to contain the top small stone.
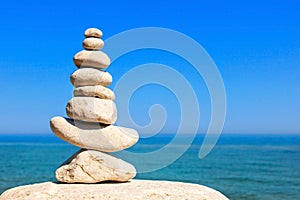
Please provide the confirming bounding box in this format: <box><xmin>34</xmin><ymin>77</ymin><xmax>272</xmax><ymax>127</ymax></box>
<box><xmin>84</xmin><ymin>28</ymin><xmax>103</xmax><ymax>38</ymax></box>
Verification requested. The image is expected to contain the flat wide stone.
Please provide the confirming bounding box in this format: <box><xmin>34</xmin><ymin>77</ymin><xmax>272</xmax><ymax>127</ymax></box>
<box><xmin>50</xmin><ymin>116</ymin><xmax>139</xmax><ymax>152</ymax></box>
<box><xmin>70</xmin><ymin>68</ymin><xmax>112</xmax><ymax>87</ymax></box>
<box><xmin>56</xmin><ymin>149</ymin><xmax>137</xmax><ymax>183</ymax></box>
<box><xmin>66</xmin><ymin>97</ymin><xmax>117</xmax><ymax>124</ymax></box>
<box><xmin>0</xmin><ymin>180</ymin><xmax>229</xmax><ymax>200</ymax></box>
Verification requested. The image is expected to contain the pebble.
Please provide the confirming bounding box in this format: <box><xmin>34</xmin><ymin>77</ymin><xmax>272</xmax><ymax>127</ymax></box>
<box><xmin>73</xmin><ymin>85</ymin><xmax>115</xmax><ymax>100</ymax></box>
<box><xmin>84</xmin><ymin>28</ymin><xmax>103</xmax><ymax>38</ymax></box>
<box><xmin>82</xmin><ymin>38</ymin><xmax>104</xmax><ymax>50</ymax></box>
<box><xmin>70</xmin><ymin>68</ymin><xmax>112</xmax><ymax>87</ymax></box>
<box><xmin>66</xmin><ymin>97</ymin><xmax>117</xmax><ymax>124</ymax></box>
<box><xmin>73</xmin><ymin>50</ymin><xmax>110</xmax><ymax>69</ymax></box>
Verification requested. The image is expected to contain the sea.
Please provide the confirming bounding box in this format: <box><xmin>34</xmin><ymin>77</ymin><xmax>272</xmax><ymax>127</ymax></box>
<box><xmin>0</xmin><ymin>133</ymin><xmax>299</xmax><ymax>200</ymax></box>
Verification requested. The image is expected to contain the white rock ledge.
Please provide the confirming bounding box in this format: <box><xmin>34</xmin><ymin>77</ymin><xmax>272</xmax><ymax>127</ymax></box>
<box><xmin>0</xmin><ymin>180</ymin><xmax>228</xmax><ymax>200</ymax></box>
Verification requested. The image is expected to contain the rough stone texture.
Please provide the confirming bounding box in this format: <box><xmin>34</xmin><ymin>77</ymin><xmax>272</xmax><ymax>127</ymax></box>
<box><xmin>82</xmin><ymin>38</ymin><xmax>104</xmax><ymax>50</ymax></box>
<box><xmin>84</xmin><ymin>28</ymin><xmax>103</xmax><ymax>38</ymax></box>
<box><xmin>50</xmin><ymin>116</ymin><xmax>139</xmax><ymax>152</ymax></box>
<box><xmin>66</xmin><ymin>97</ymin><xmax>117</xmax><ymax>124</ymax></box>
<box><xmin>56</xmin><ymin>149</ymin><xmax>136</xmax><ymax>183</ymax></box>
<box><xmin>73</xmin><ymin>85</ymin><xmax>115</xmax><ymax>100</ymax></box>
<box><xmin>0</xmin><ymin>180</ymin><xmax>229</xmax><ymax>200</ymax></box>
<box><xmin>73</xmin><ymin>50</ymin><xmax>110</xmax><ymax>69</ymax></box>
<box><xmin>70</xmin><ymin>68</ymin><xmax>112</xmax><ymax>87</ymax></box>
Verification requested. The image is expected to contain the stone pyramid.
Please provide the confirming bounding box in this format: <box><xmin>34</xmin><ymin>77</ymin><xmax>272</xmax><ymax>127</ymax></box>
<box><xmin>50</xmin><ymin>28</ymin><xmax>139</xmax><ymax>183</ymax></box>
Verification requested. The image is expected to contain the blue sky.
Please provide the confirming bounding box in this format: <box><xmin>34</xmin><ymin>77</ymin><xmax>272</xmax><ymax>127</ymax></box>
<box><xmin>0</xmin><ymin>0</ymin><xmax>299</xmax><ymax>134</ymax></box>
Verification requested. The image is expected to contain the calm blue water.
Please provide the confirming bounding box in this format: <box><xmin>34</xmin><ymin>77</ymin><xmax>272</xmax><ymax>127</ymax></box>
<box><xmin>0</xmin><ymin>134</ymin><xmax>299</xmax><ymax>199</ymax></box>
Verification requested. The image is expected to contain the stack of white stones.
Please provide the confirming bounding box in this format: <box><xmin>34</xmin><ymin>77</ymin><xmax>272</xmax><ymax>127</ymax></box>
<box><xmin>50</xmin><ymin>28</ymin><xmax>139</xmax><ymax>183</ymax></box>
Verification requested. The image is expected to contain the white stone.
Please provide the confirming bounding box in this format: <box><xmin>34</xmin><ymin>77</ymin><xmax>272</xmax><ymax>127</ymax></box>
<box><xmin>73</xmin><ymin>50</ymin><xmax>110</xmax><ymax>69</ymax></box>
<box><xmin>73</xmin><ymin>85</ymin><xmax>115</xmax><ymax>100</ymax></box>
<box><xmin>0</xmin><ymin>180</ymin><xmax>229</xmax><ymax>200</ymax></box>
<box><xmin>56</xmin><ymin>149</ymin><xmax>137</xmax><ymax>183</ymax></box>
<box><xmin>66</xmin><ymin>97</ymin><xmax>117</xmax><ymax>124</ymax></box>
<box><xmin>84</xmin><ymin>28</ymin><xmax>103</xmax><ymax>38</ymax></box>
<box><xmin>50</xmin><ymin>116</ymin><xmax>139</xmax><ymax>152</ymax></box>
<box><xmin>82</xmin><ymin>38</ymin><xmax>104</xmax><ymax>50</ymax></box>
<box><xmin>70</xmin><ymin>68</ymin><xmax>112</xmax><ymax>87</ymax></box>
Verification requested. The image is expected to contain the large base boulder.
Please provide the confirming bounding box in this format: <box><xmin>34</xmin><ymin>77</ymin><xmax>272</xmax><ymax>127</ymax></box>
<box><xmin>0</xmin><ymin>180</ymin><xmax>228</xmax><ymax>200</ymax></box>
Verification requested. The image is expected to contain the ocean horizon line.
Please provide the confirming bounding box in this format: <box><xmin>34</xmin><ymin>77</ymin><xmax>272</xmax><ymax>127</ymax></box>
<box><xmin>0</xmin><ymin>132</ymin><xmax>299</xmax><ymax>136</ymax></box>
<box><xmin>1</xmin><ymin>133</ymin><xmax>299</xmax><ymax>146</ymax></box>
